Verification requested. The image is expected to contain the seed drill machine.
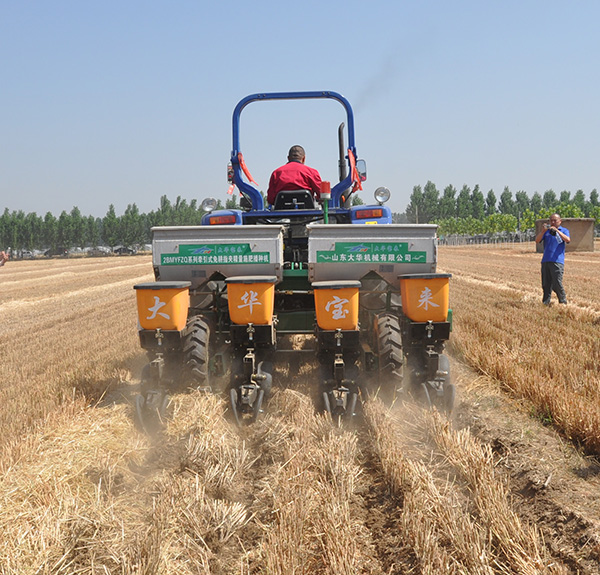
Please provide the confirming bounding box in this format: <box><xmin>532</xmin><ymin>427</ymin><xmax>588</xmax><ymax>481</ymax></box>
<box><xmin>134</xmin><ymin>91</ymin><xmax>454</xmax><ymax>427</ymax></box>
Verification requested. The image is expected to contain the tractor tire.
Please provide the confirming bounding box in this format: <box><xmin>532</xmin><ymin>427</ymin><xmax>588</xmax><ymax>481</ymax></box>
<box><xmin>183</xmin><ymin>316</ymin><xmax>211</xmax><ymax>391</ymax></box>
<box><xmin>376</xmin><ymin>313</ymin><xmax>404</xmax><ymax>398</ymax></box>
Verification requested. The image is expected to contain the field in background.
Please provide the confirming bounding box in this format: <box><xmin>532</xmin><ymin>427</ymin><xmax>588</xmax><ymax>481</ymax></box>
<box><xmin>439</xmin><ymin>242</ymin><xmax>600</xmax><ymax>454</ymax></box>
<box><xmin>0</xmin><ymin>250</ymin><xmax>598</xmax><ymax>573</ymax></box>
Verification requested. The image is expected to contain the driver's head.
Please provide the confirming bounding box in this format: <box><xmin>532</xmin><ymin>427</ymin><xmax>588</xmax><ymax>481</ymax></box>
<box><xmin>288</xmin><ymin>145</ymin><xmax>306</xmax><ymax>163</ymax></box>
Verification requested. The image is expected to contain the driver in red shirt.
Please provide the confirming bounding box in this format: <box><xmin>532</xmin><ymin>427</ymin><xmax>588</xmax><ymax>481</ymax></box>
<box><xmin>267</xmin><ymin>145</ymin><xmax>322</xmax><ymax>205</ymax></box>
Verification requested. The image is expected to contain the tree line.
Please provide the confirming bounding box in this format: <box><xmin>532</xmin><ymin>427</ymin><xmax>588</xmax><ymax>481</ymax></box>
<box><xmin>0</xmin><ymin>196</ymin><xmax>237</xmax><ymax>253</ymax></box>
<box><xmin>403</xmin><ymin>182</ymin><xmax>600</xmax><ymax>236</ymax></box>
<box><xmin>2</xmin><ymin>185</ymin><xmax>599</xmax><ymax>253</ymax></box>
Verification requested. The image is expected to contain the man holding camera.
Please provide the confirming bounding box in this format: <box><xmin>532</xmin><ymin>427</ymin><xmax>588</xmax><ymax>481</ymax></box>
<box><xmin>535</xmin><ymin>213</ymin><xmax>570</xmax><ymax>305</ymax></box>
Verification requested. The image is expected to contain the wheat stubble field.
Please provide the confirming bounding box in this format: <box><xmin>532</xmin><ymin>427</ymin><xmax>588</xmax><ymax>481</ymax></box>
<box><xmin>0</xmin><ymin>246</ymin><xmax>599</xmax><ymax>574</ymax></box>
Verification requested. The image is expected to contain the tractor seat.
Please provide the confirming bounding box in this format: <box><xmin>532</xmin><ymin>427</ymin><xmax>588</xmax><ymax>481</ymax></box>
<box><xmin>273</xmin><ymin>190</ymin><xmax>316</xmax><ymax>210</ymax></box>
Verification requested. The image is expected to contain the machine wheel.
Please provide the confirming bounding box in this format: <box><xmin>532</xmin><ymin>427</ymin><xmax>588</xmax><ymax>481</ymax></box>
<box><xmin>252</xmin><ymin>389</ymin><xmax>265</xmax><ymax>423</ymax></box>
<box><xmin>416</xmin><ymin>382</ymin><xmax>432</xmax><ymax>409</ymax></box>
<box><xmin>376</xmin><ymin>314</ymin><xmax>404</xmax><ymax>399</ymax></box>
<box><xmin>434</xmin><ymin>353</ymin><xmax>454</xmax><ymax>415</ymax></box>
<box><xmin>229</xmin><ymin>388</ymin><xmax>242</xmax><ymax>426</ymax></box>
<box><xmin>183</xmin><ymin>316</ymin><xmax>211</xmax><ymax>391</ymax></box>
<box><xmin>347</xmin><ymin>391</ymin><xmax>358</xmax><ymax>419</ymax></box>
<box><xmin>443</xmin><ymin>383</ymin><xmax>456</xmax><ymax>415</ymax></box>
<box><xmin>229</xmin><ymin>385</ymin><xmax>264</xmax><ymax>426</ymax></box>
<box><xmin>338</xmin><ymin>391</ymin><xmax>359</xmax><ymax>427</ymax></box>
<box><xmin>322</xmin><ymin>388</ymin><xmax>358</xmax><ymax>427</ymax></box>
<box><xmin>432</xmin><ymin>354</ymin><xmax>454</xmax><ymax>415</ymax></box>
<box><xmin>134</xmin><ymin>390</ymin><xmax>170</xmax><ymax>434</ymax></box>
<box><xmin>140</xmin><ymin>363</ymin><xmax>156</xmax><ymax>387</ymax></box>
<box><xmin>322</xmin><ymin>391</ymin><xmax>332</xmax><ymax>415</ymax></box>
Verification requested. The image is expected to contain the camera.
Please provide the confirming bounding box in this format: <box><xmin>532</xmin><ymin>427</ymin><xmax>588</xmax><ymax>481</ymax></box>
<box><xmin>549</xmin><ymin>228</ymin><xmax>557</xmax><ymax>236</ymax></box>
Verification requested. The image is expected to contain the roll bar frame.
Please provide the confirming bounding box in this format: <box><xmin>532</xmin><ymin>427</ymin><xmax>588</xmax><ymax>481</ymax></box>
<box><xmin>230</xmin><ymin>91</ymin><xmax>357</xmax><ymax>211</ymax></box>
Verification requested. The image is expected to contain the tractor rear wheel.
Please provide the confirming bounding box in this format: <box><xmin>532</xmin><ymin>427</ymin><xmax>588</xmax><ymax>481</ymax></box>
<box><xmin>376</xmin><ymin>313</ymin><xmax>404</xmax><ymax>399</ymax></box>
<box><xmin>183</xmin><ymin>316</ymin><xmax>211</xmax><ymax>391</ymax></box>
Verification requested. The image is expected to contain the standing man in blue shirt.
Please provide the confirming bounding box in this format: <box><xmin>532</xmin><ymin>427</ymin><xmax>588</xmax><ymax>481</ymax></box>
<box><xmin>535</xmin><ymin>213</ymin><xmax>571</xmax><ymax>305</ymax></box>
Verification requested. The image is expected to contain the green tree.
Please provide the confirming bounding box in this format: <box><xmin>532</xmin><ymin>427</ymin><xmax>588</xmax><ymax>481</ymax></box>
<box><xmin>43</xmin><ymin>212</ymin><xmax>58</xmax><ymax>250</ymax></box>
<box><xmin>12</xmin><ymin>211</ymin><xmax>28</xmax><ymax>251</ymax></box>
<box><xmin>538</xmin><ymin>204</ymin><xmax>584</xmax><ymax>220</ymax></box>
<box><xmin>173</xmin><ymin>196</ymin><xmax>198</xmax><ymax>225</ymax></box>
<box><xmin>157</xmin><ymin>195</ymin><xmax>173</xmax><ymax>225</ymax></box>
<box><xmin>121</xmin><ymin>203</ymin><xmax>145</xmax><ymax>247</ymax></box>
<box><xmin>86</xmin><ymin>216</ymin><xmax>102</xmax><ymax>247</ymax></box>
<box><xmin>585</xmin><ymin>189</ymin><xmax>598</xmax><ymax>217</ymax></box>
<box><xmin>0</xmin><ymin>209</ymin><xmax>9</xmax><ymax>248</ymax></box>
<box><xmin>406</xmin><ymin>185</ymin><xmax>424</xmax><ymax>223</ymax></box>
<box><xmin>392</xmin><ymin>211</ymin><xmax>408</xmax><ymax>223</ymax></box>
<box><xmin>498</xmin><ymin>187</ymin><xmax>515</xmax><ymax>216</ymax></box>
<box><xmin>559</xmin><ymin>190</ymin><xmax>571</xmax><ymax>204</ymax></box>
<box><xmin>226</xmin><ymin>195</ymin><xmax>240</xmax><ymax>209</ymax></box>
<box><xmin>464</xmin><ymin>215</ymin><xmax>485</xmax><ymax>234</ymax></box>
<box><xmin>555</xmin><ymin>203</ymin><xmax>584</xmax><ymax>218</ymax></box>
<box><xmin>456</xmin><ymin>185</ymin><xmax>472</xmax><ymax>218</ymax></box>
<box><xmin>422</xmin><ymin>181</ymin><xmax>440</xmax><ymax>222</ymax></box>
<box><xmin>103</xmin><ymin>205</ymin><xmax>120</xmax><ymax>247</ymax></box>
<box><xmin>530</xmin><ymin>192</ymin><xmax>543</xmax><ymax>214</ymax></box>
<box><xmin>572</xmin><ymin>189</ymin><xmax>586</xmax><ymax>212</ymax></box>
<box><xmin>5</xmin><ymin>210</ymin><xmax>19</xmax><ymax>250</ymax></box>
<box><xmin>70</xmin><ymin>207</ymin><xmax>86</xmax><ymax>248</ymax></box>
<box><xmin>542</xmin><ymin>189</ymin><xmax>557</xmax><ymax>209</ymax></box>
<box><xmin>439</xmin><ymin>185</ymin><xmax>457</xmax><ymax>219</ymax></box>
<box><xmin>57</xmin><ymin>211</ymin><xmax>71</xmax><ymax>248</ymax></box>
<box><xmin>471</xmin><ymin>185</ymin><xmax>485</xmax><ymax>220</ymax></box>
<box><xmin>485</xmin><ymin>189</ymin><xmax>497</xmax><ymax>216</ymax></box>
<box><xmin>434</xmin><ymin>217</ymin><xmax>458</xmax><ymax>235</ymax></box>
<box><xmin>515</xmin><ymin>191</ymin><xmax>530</xmax><ymax>216</ymax></box>
<box><xmin>485</xmin><ymin>213</ymin><xmax>518</xmax><ymax>233</ymax></box>
<box><xmin>520</xmin><ymin>208</ymin><xmax>536</xmax><ymax>231</ymax></box>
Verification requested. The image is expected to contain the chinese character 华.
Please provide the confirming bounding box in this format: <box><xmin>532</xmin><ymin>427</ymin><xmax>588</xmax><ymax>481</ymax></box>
<box><xmin>238</xmin><ymin>290</ymin><xmax>261</xmax><ymax>314</ymax></box>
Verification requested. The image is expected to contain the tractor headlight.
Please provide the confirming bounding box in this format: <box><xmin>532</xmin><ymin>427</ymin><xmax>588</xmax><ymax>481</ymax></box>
<box><xmin>201</xmin><ymin>197</ymin><xmax>218</xmax><ymax>213</ymax></box>
<box><xmin>374</xmin><ymin>187</ymin><xmax>391</xmax><ymax>205</ymax></box>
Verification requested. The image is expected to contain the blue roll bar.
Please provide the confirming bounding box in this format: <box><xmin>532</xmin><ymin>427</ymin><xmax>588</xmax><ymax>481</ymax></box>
<box><xmin>231</xmin><ymin>91</ymin><xmax>357</xmax><ymax>210</ymax></box>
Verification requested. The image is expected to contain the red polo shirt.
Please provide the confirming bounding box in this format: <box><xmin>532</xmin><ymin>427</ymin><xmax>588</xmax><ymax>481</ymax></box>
<box><xmin>267</xmin><ymin>161</ymin><xmax>322</xmax><ymax>205</ymax></box>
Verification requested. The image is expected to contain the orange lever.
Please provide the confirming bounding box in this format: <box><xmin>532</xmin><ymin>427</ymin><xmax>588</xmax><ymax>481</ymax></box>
<box><xmin>238</xmin><ymin>153</ymin><xmax>258</xmax><ymax>185</ymax></box>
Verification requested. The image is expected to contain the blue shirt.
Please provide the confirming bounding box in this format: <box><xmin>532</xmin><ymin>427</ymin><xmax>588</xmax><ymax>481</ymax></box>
<box><xmin>541</xmin><ymin>226</ymin><xmax>569</xmax><ymax>264</ymax></box>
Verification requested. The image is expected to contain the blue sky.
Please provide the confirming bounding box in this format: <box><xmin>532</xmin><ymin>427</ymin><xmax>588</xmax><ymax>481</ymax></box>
<box><xmin>2</xmin><ymin>1</ymin><xmax>599</xmax><ymax>217</ymax></box>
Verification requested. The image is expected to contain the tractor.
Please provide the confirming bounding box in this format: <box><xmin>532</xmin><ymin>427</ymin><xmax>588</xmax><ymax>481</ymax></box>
<box><xmin>133</xmin><ymin>91</ymin><xmax>454</xmax><ymax>429</ymax></box>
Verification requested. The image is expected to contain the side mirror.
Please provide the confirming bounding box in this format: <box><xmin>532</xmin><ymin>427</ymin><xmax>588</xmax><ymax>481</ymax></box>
<box><xmin>356</xmin><ymin>159</ymin><xmax>367</xmax><ymax>182</ymax></box>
